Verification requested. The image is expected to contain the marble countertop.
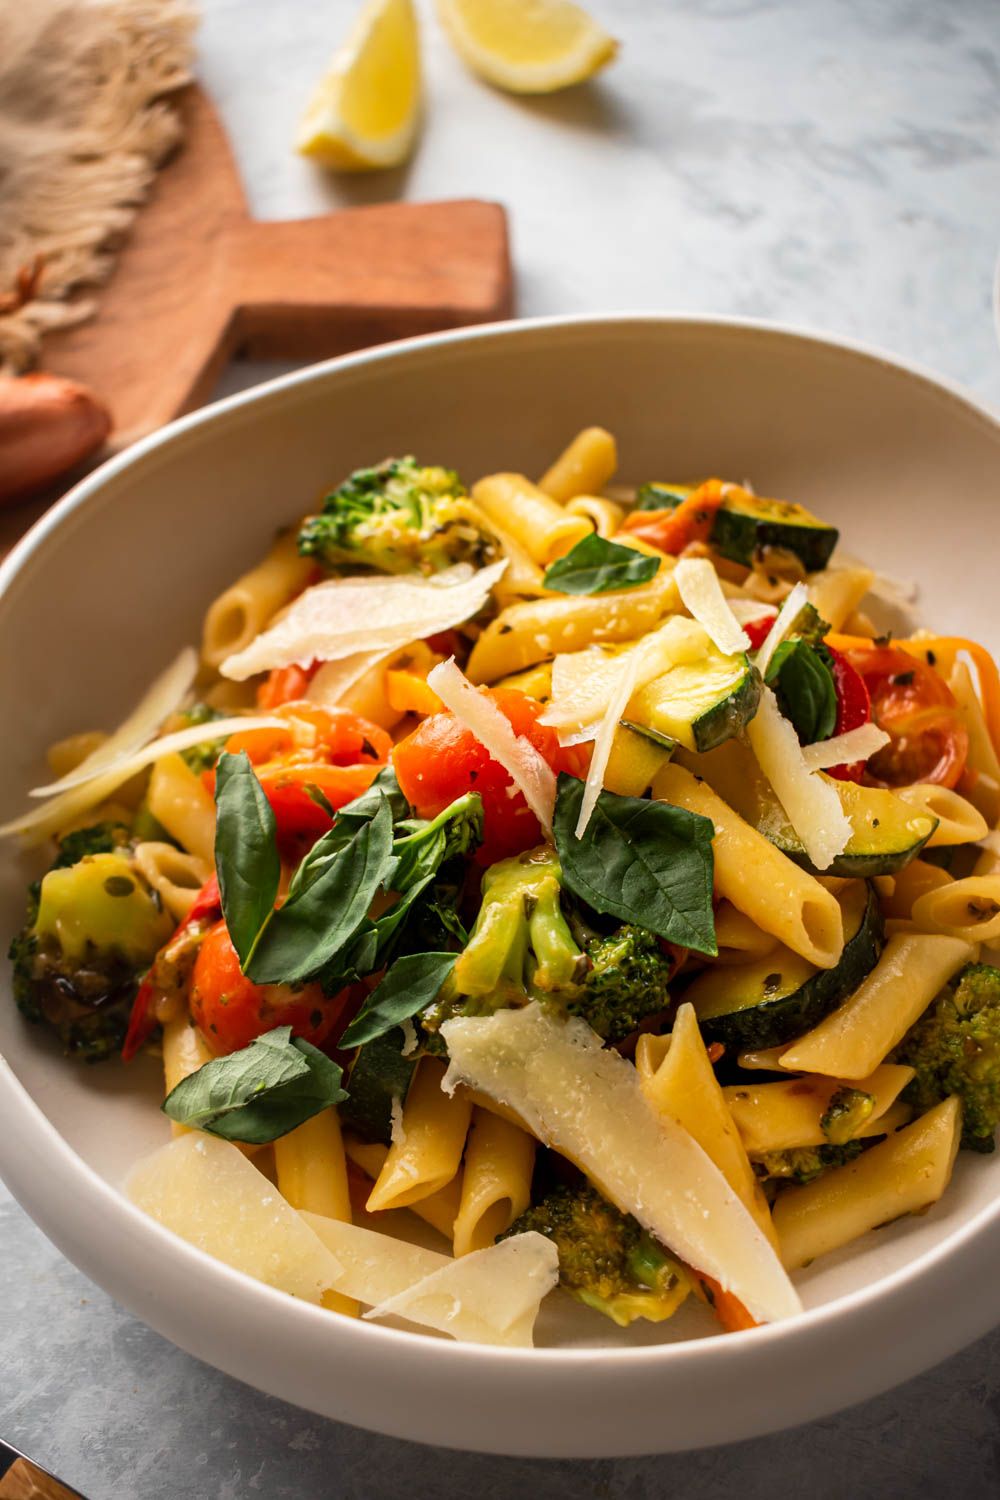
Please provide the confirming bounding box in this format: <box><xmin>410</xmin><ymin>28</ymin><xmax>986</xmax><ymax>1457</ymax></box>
<box><xmin>4</xmin><ymin>1</ymin><xmax>1000</xmax><ymax>1495</ymax></box>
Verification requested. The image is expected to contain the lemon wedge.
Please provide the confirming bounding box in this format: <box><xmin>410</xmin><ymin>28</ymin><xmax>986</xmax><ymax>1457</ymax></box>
<box><xmin>297</xmin><ymin>0</ymin><xmax>421</xmax><ymax>170</ymax></box>
<box><xmin>435</xmin><ymin>0</ymin><xmax>617</xmax><ymax>94</ymax></box>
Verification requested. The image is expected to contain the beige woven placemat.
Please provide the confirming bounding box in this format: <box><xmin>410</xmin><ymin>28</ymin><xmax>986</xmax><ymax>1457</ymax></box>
<box><xmin>0</xmin><ymin>0</ymin><xmax>198</xmax><ymax>375</ymax></box>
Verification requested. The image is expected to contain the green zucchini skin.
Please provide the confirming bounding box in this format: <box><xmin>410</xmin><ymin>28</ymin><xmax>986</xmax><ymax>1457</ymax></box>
<box><xmin>690</xmin><ymin>659</ymin><xmax>762</xmax><ymax>752</ymax></box>
<box><xmin>710</xmin><ymin>497</ymin><xmax>839</xmax><ymax>572</ymax></box>
<box><xmin>634</xmin><ymin>483</ymin><xmax>839</xmax><ymax>571</ymax></box>
<box><xmin>680</xmin><ymin>739</ymin><xmax>938</xmax><ymax>878</ymax></box>
<box><xmin>689</xmin><ymin>882</ymin><xmax>884</xmax><ymax>1052</ymax></box>
<box><xmin>340</xmin><ymin>1028</ymin><xmax>416</xmax><ymax>1144</ymax></box>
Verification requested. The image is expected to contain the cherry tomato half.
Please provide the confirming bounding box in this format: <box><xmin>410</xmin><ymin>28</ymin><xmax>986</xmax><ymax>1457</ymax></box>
<box><xmin>393</xmin><ymin>687</ymin><xmax>589</xmax><ymax>864</ymax></box>
<box><xmin>824</xmin><ymin>646</ymin><xmax>872</xmax><ymax>783</ymax></box>
<box><xmin>841</xmin><ymin>644</ymin><xmax>968</xmax><ymax>789</ymax></box>
<box><xmin>189</xmin><ymin>919</ymin><xmax>347</xmax><ymax>1055</ymax></box>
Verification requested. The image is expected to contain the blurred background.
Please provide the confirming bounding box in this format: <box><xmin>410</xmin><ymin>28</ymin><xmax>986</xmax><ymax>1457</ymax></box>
<box><xmin>3</xmin><ymin>0</ymin><xmax>1000</xmax><ymax>1496</ymax></box>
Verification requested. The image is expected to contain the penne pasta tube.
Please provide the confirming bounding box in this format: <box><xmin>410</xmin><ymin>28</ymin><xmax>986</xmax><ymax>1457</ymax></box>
<box><xmin>366</xmin><ymin>1057</ymin><xmax>472</xmax><ymax>1213</ymax></box>
<box><xmin>146</xmin><ymin>752</ymin><xmax>217</xmax><ymax>866</ymax></box>
<box><xmin>773</xmin><ymin>1097</ymin><xmax>962</xmax><ymax>1269</ymax></box>
<box><xmin>537</xmin><ymin>427</ymin><xmax>618</xmax><ymax>503</ymax></box>
<box><xmin>565</xmin><ymin>495</ymin><xmax>626</xmax><ymax>538</ymax></box>
<box><xmin>452</xmin><ymin>1108</ymin><xmax>536</xmax><ymax>1257</ymax></box>
<box><xmin>779</xmin><ymin>933</ymin><xmax>975</xmax><ymax>1080</ymax></box>
<box><xmin>722</xmin><ymin>1064</ymin><xmax>915</xmax><ymax>1154</ymax></box>
<box><xmin>201</xmin><ymin>530</ymin><xmax>315</xmax><ymax>670</ymax></box>
<box><xmin>162</xmin><ymin>1017</ymin><xmax>215</xmax><ymax>1138</ymax></box>
<box><xmin>344</xmin><ymin>1138</ymin><xmax>462</xmax><ymax>1241</ymax></box>
<box><xmin>636</xmin><ymin>1005</ymin><xmax>777</xmax><ymax>1247</ymax></box>
<box><xmin>275</xmin><ymin>1108</ymin><xmax>358</xmax><ymax>1316</ymax></box>
<box><xmin>472</xmin><ymin>473</ymin><xmax>594</xmax><ymax>566</ymax></box>
<box><xmin>807</xmin><ymin>566</ymin><xmax>874</xmax><ymax>632</ymax></box>
<box><xmin>881</xmin><ymin>858</ymin><xmax>952</xmax><ymax>920</ymax></box>
<box><xmin>467</xmin><ymin>568</ymin><xmax>679</xmax><ymax>683</ymax></box>
<box><xmin>133</xmin><ymin>841</ymin><xmax>212</xmax><ymax>922</ymax></box>
<box><xmin>712</xmin><ymin>902</ymin><xmax>781</xmax><ymax>965</ymax></box>
<box><xmin>895</xmin><ymin>784</ymin><xmax>988</xmax><ymax>847</ymax></box>
<box><xmin>910</xmin><ymin>876</ymin><xmax>1000</xmax><ymax>943</ymax></box>
<box><xmin>652</xmin><ymin>763</ymin><xmax>844</xmax><ymax>968</ymax></box>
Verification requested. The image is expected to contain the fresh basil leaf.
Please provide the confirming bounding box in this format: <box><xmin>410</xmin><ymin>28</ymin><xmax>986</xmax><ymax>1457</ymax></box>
<box><xmin>766</xmin><ymin>640</ymin><xmax>837</xmax><ymax>744</ymax></box>
<box><xmin>214</xmin><ymin>751</ymin><xmax>281</xmax><ymax>966</ymax></box>
<box><xmin>543</xmin><ymin>534</ymin><xmax>659</xmax><ymax>596</ymax></box>
<box><xmin>392</xmin><ymin>792</ymin><xmax>483</xmax><ymax>893</ymax></box>
<box><xmin>246</xmin><ymin>795</ymin><xmax>394</xmax><ymax>984</ymax></box>
<box><xmin>553</xmin><ymin>773</ymin><xmax>717</xmax><ymax>955</ymax></box>
<box><xmin>162</xmin><ymin>1026</ymin><xmax>346</xmax><ymax>1144</ymax></box>
<box><xmin>340</xmin><ymin>952</ymin><xmax>457</xmax><ymax>1049</ymax></box>
<box><xmin>340</xmin><ymin>763</ymin><xmax>409</xmax><ymax>824</ymax></box>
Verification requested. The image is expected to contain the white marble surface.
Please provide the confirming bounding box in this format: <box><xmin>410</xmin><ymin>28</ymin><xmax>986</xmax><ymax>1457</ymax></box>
<box><xmin>4</xmin><ymin>0</ymin><xmax>1000</xmax><ymax>1495</ymax></box>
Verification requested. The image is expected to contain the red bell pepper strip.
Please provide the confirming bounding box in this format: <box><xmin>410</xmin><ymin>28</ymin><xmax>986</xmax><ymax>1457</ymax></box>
<box><xmin>121</xmin><ymin>874</ymin><xmax>222</xmax><ymax>1062</ymax></box>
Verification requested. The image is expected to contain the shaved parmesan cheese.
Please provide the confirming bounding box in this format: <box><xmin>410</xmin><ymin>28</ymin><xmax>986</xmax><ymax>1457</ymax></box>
<box><xmin>302</xmin><ymin>1211</ymin><xmax>448</xmax><ymax>1303</ymax></box>
<box><xmin>675</xmin><ymin>559</ymin><xmax>750</xmax><ymax>656</ymax></box>
<box><xmin>126</xmin><ymin>1135</ymin><xmax>344</xmax><ymax>1304</ymax></box>
<box><xmin>427</xmin><ymin>657</ymin><xmax>556</xmax><ymax>832</ymax></box>
<box><xmin>362</xmin><ymin>1233</ymin><xmax>558</xmax><ymax>1347</ymax></box>
<box><xmin>441</xmin><ymin>1004</ymin><xmax>802</xmax><ymax>1325</ymax></box>
<box><xmin>746</xmin><ymin>687</ymin><xmax>852</xmax><ymax>871</ymax></box>
<box><xmin>557</xmin><ymin>724</ymin><xmax>599</xmax><ymax>749</ymax></box>
<box><xmin>1</xmin><ymin>714</ymin><xmax>285</xmax><ymax>844</ymax></box>
<box><xmin>801</xmin><ymin>723</ymin><xmax>890</xmax><ymax>773</ymax></box>
<box><xmin>540</xmin><ymin>616</ymin><xmax>709</xmax><ymax>733</ymax></box>
<box><xmin>307</xmin><ymin>650</ymin><xmax>391</xmax><ymax>707</ymax></box>
<box><xmin>575</xmin><ymin>650</ymin><xmax>639</xmax><ymax>838</ymax></box>
<box><xmin>752</xmin><ymin>582</ymin><xmax>811</xmax><ymax>679</ymax></box>
<box><xmin>728</xmin><ymin>599</ymin><xmax>778</xmax><ymax>628</ymax></box>
<box><xmin>221</xmin><ymin>561</ymin><xmax>507</xmax><ymax>681</ymax></box>
<box><xmin>30</xmin><ymin>647</ymin><xmax>199</xmax><ymax>798</ymax></box>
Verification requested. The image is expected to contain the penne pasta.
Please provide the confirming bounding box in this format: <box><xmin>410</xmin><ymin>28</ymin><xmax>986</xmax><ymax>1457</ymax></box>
<box><xmin>537</xmin><ymin>426</ymin><xmax>618</xmax><ymax>503</ymax></box>
<box><xmin>565</xmin><ymin>495</ymin><xmax>626</xmax><ymax>538</ymax></box>
<box><xmin>201</xmin><ymin>530</ymin><xmax>315</xmax><ymax>670</ymax></box>
<box><xmin>275</xmin><ymin>1108</ymin><xmax>359</xmax><ymax>1317</ymax></box>
<box><xmin>133</xmin><ymin>841</ymin><xmax>211</xmax><ymax>922</ymax></box>
<box><xmin>366</xmin><ymin>1058</ymin><xmax>473</xmax><ymax>1213</ymax></box>
<box><xmin>711</xmin><ymin>902</ymin><xmax>781</xmax><ymax>965</ymax></box>
<box><xmin>881</xmin><ymin>858</ymin><xmax>951</xmax><ymax>920</ymax></box>
<box><xmin>779</xmin><ymin>934</ymin><xmax>975</xmax><ymax>1080</ymax></box>
<box><xmin>895</xmin><ymin>784</ymin><xmax>988</xmax><ymax>847</ymax></box>
<box><xmin>910</xmin><ymin>876</ymin><xmax>1000</xmax><ymax>943</ymax></box>
<box><xmin>722</xmin><ymin>1064</ymin><xmax>915</xmax><ymax>1154</ymax></box>
<box><xmin>344</xmin><ymin>1139</ymin><xmax>463</xmax><ymax>1241</ymax></box>
<box><xmin>452</xmin><ymin>1108</ymin><xmax>536</xmax><ymax>1257</ymax></box>
<box><xmin>773</xmin><ymin>1098</ymin><xmax>961</xmax><ymax>1269</ymax></box>
<box><xmin>472</xmin><ymin>474</ymin><xmax>593</xmax><ymax>566</ymax></box>
<box><xmin>146</xmin><ymin>752</ymin><xmax>217</xmax><ymax>866</ymax></box>
<box><xmin>653</xmin><ymin>763</ymin><xmax>844</xmax><ymax>968</ymax></box>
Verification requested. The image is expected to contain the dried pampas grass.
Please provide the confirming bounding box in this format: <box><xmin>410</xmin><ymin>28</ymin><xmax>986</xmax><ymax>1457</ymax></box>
<box><xmin>0</xmin><ymin>0</ymin><xmax>198</xmax><ymax>373</ymax></box>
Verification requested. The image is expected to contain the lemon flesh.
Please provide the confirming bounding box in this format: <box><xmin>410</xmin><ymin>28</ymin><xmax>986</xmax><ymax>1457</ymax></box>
<box><xmin>436</xmin><ymin>0</ymin><xmax>617</xmax><ymax>94</ymax></box>
<box><xmin>297</xmin><ymin>0</ymin><xmax>421</xmax><ymax>171</ymax></box>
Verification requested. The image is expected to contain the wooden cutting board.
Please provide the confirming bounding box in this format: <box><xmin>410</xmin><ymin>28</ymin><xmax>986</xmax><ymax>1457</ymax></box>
<box><xmin>42</xmin><ymin>84</ymin><xmax>513</xmax><ymax>447</ymax></box>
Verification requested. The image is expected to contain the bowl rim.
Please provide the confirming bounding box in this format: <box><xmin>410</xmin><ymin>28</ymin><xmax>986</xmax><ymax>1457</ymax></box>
<box><xmin>3</xmin><ymin>312</ymin><xmax>1000</xmax><ymax>1446</ymax></box>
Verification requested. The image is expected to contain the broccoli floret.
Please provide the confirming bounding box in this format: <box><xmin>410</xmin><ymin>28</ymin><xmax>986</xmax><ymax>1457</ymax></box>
<box><xmin>752</xmin><ymin>1141</ymin><xmax>867</xmax><ymax>1186</ymax></box>
<box><xmin>504</xmin><ymin>1183</ymin><xmax>690</xmax><ymax>1327</ymax></box>
<box><xmin>895</xmin><ymin>962</ymin><xmax>1000</xmax><ymax>1152</ymax></box>
<box><xmin>568</xmin><ymin>924</ymin><xmax>673</xmax><ymax>1043</ymax></box>
<box><xmin>419</xmin><ymin>849</ymin><xmax>586</xmax><ymax>1040</ymax></box>
<box><xmin>172</xmin><ymin>703</ymin><xmax>228</xmax><ymax>774</ymax></box>
<box><xmin>298</xmin><ymin>457</ymin><xmax>499</xmax><ymax>577</ymax></box>
<box><xmin>8</xmin><ymin>828</ymin><xmax>173</xmax><ymax>1062</ymax></box>
<box><xmin>420</xmin><ymin>849</ymin><xmax>672</xmax><ymax>1046</ymax></box>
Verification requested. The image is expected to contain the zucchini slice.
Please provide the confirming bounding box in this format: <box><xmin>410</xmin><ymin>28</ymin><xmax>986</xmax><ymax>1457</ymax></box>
<box><xmin>683</xmin><ymin>738</ymin><xmax>938</xmax><ymax>876</ymax></box>
<box><xmin>628</xmin><ymin>648</ymin><xmax>761</xmax><ymax>753</ymax></box>
<box><xmin>635</xmin><ymin>482</ymin><xmax>693</xmax><ymax>512</ymax></box>
<box><xmin>634</xmin><ymin>483</ymin><xmax>838</xmax><ymax>571</ymax></box>
<box><xmin>685</xmin><ymin>881</ymin><xmax>884</xmax><ymax>1051</ymax></box>
<box><xmin>340</xmin><ymin>1028</ymin><xmax>416</xmax><ymax>1144</ymax></box>
<box><xmin>711</xmin><ymin>493</ymin><xmax>839</xmax><ymax>572</ymax></box>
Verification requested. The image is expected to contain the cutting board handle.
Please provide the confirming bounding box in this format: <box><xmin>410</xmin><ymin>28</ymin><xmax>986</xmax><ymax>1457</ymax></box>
<box><xmin>226</xmin><ymin>201</ymin><xmax>512</xmax><ymax>360</ymax></box>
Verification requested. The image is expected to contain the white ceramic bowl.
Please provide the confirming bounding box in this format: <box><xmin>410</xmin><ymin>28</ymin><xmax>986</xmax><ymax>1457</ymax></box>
<box><xmin>3</xmin><ymin>316</ymin><xmax>1000</xmax><ymax>1458</ymax></box>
